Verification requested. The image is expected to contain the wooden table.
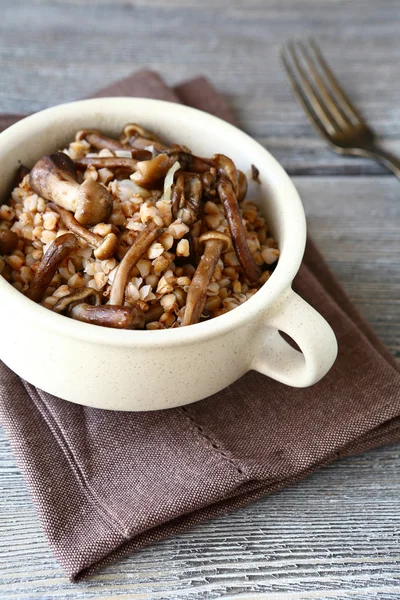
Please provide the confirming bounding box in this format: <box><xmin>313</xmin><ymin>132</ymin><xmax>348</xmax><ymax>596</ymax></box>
<box><xmin>1</xmin><ymin>1</ymin><xmax>399</xmax><ymax>597</ymax></box>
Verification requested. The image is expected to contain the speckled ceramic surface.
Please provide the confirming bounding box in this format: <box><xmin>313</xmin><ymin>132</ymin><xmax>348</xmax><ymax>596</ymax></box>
<box><xmin>0</xmin><ymin>98</ymin><xmax>338</xmax><ymax>410</ymax></box>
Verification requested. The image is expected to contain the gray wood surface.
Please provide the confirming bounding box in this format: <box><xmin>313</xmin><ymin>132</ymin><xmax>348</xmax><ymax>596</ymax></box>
<box><xmin>0</xmin><ymin>1</ymin><xmax>399</xmax><ymax>598</ymax></box>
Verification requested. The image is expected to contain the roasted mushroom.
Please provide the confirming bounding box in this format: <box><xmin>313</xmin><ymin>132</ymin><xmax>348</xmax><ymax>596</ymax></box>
<box><xmin>68</xmin><ymin>304</ymin><xmax>146</xmax><ymax>329</ymax></box>
<box><xmin>182</xmin><ymin>231</ymin><xmax>231</xmax><ymax>326</ymax></box>
<box><xmin>177</xmin><ymin>174</ymin><xmax>203</xmax><ymax>225</ymax></box>
<box><xmin>213</xmin><ymin>154</ymin><xmax>240</xmax><ymax>196</ymax></box>
<box><xmin>218</xmin><ymin>178</ymin><xmax>261</xmax><ymax>284</ymax></box>
<box><xmin>110</xmin><ymin>221</ymin><xmax>163</xmax><ymax>305</ymax></box>
<box><xmin>131</xmin><ymin>154</ymin><xmax>176</xmax><ymax>187</ymax></box>
<box><xmin>119</xmin><ymin>123</ymin><xmax>161</xmax><ymax>145</ymax></box>
<box><xmin>25</xmin><ymin>233</ymin><xmax>79</xmax><ymax>303</ymax></box>
<box><xmin>75</xmin><ymin>129</ymin><xmax>126</xmax><ymax>151</ymax></box>
<box><xmin>29</xmin><ymin>152</ymin><xmax>113</xmax><ymax>227</ymax></box>
<box><xmin>48</xmin><ymin>204</ymin><xmax>118</xmax><ymax>260</ymax></box>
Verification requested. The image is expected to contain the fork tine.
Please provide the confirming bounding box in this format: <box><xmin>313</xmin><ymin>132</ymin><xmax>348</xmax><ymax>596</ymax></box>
<box><xmin>308</xmin><ymin>39</ymin><xmax>363</xmax><ymax>125</ymax></box>
<box><xmin>298</xmin><ymin>41</ymin><xmax>350</xmax><ymax>129</ymax></box>
<box><xmin>285</xmin><ymin>41</ymin><xmax>338</xmax><ymax>137</ymax></box>
<box><xmin>281</xmin><ymin>46</ymin><xmax>333</xmax><ymax>143</ymax></box>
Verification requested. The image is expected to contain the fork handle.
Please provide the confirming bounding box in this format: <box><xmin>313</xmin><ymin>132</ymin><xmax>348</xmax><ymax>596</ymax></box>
<box><xmin>361</xmin><ymin>144</ymin><xmax>400</xmax><ymax>179</ymax></box>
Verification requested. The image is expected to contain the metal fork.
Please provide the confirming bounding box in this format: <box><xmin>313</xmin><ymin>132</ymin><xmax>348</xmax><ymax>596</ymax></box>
<box><xmin>281</xmin><ymin>39</ymin><xmax>400</xmax><ymax>178</ymax></box>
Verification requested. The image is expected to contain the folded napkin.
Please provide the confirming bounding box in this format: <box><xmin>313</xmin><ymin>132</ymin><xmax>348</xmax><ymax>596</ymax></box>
<box><xmin>0</xmin><ymin>72</ymin><xmax>399</xmax><ymax>581</ymax></box>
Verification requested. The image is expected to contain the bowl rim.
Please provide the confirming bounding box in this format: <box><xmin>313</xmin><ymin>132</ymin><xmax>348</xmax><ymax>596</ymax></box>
<box><xmin>0</xmin><ymin>97</ymin><xmax>306</xmax><ymax>348</ymax></box>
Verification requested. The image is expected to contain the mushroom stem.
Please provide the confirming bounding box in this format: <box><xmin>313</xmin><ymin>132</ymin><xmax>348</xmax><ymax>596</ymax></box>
<box><xmin>25</xmin><ymin>233</ymin><xmax>79</xmax><ymax>303</ymax></box>
<box><xmin>0</xmin><ymin>230</ymin><xmax>18</xmax><ymax>254</ymax></box>
<box><xmin>48</xmin><ymin>204</ymin><xmax>118</xmax><ymax>260</ymax></box>
<box><xmin>110</xmin><ymin>221</ymin><xmax>163</xmax><ymax>305</ymax></box>
<box><xmin>218</xmin><ymin>179</ymin><xmax>261</xmax><ymax>284</ymax></box>
<box><xmin>29</xmin><ymin>152</ymin><xmax>113</xmax><ymax>227</ymax></box>
<box><xmin>182</xmin><ymin>232</ymin><xmax>231</xmax><ymax>326</ymax></box>
<box><xmin>69</xmin><ymin>304</ymin><xmax>146</xmax><ymax>329</ymax></box>
<box><xmin>76</xmin><ymin>130</ymin><xmax>126</xmax><ymax>151</ymax></box>
<box><xmin>74</xmin><ymin>156</ymin><xmax>139</xmax><ymax>171</ymax></box>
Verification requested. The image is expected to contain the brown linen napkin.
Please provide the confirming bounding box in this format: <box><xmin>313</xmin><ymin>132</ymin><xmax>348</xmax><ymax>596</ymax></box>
<box><xmin>0</xmin><ymin>71</ymin><xmax>399</xmax><ymax>581</ymax></box>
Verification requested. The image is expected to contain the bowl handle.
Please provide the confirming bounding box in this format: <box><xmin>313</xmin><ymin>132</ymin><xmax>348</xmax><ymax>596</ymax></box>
<box><xmin>251</xmin><ymin>288</ymin><xmax>338</xmax><ymax>387</ymax></box>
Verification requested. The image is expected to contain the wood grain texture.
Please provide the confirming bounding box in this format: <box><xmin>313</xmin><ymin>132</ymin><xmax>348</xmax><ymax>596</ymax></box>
<box><xmin>2</xmin><ymin>0</ymin><xmax>400</xmax><ymax>175</ymax></box>
<box><xmin>0</xmin><ymin>0</ymin><xmax>399</xmax><ymax>598</ymax></box>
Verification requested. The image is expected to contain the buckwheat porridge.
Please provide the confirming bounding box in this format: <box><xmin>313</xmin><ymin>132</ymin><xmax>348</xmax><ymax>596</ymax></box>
<box><xmin>0</xmin><ymin>124</ymin><xmax>279</xmax><ymax>329</ymax></box>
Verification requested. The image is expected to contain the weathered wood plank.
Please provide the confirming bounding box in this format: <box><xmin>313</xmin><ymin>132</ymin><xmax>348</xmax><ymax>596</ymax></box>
<box><xmin>1</xmin><ymin>1</ymin><xmax>400</xmax><ymax>175</ymax></box>
<box><xmin>1</xmin><ymin>430</ymin><xmax>400</xmax><ymax>599</ymax></box>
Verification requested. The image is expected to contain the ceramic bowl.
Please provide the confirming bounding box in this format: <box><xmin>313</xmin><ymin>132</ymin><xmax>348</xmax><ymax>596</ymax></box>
<box><xmin>0</xmin><ymin>98</ymin><xmax>337</xmax><ymax>410</ymax></box>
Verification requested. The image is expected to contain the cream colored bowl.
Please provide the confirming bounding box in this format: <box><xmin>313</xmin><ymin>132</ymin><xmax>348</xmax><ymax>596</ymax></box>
<box><xmin>0</xmin><ymin>98</ymin><xmax>337</xmax><ymax>411</ymax></box>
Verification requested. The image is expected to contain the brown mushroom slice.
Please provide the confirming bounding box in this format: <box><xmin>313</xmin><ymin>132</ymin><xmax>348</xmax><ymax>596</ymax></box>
<box><xmin>48</xmin><ymin>204</ymin><xmax>118</xmax><ymax>260</ymax></box>
<box><xmin>75</xmin><ymin>129</ymin><xmax>125</xmax><ymax>151</ymax></box>
<box><xmin>74</xmin><ymin>156</ymin><xmax>139</xmax><ymax>172</ymax></box>
<box><xmin>53</xmin><ymin>287</ymin><xmax>102</xmax><ymax>314</ymax></box>
<box><xmin>69</xmin><ymin>304</ymin><xmax>146</xmax><ymax>330</ymax></box>
<box><xmin>213</xmin><ymin>154</ymin><xmax>240</xmax><ymax>196</ymax></box>
<box><xmin>131</xmin><ymin>154</ymin><xmax>175</xmax><ymax>187</ymax></box>
<box><xmin>177</xmin><ymin>174</ymin><xmax>203</xmax><ymax>225</ymax></box>
<box><xmin>218</xmin><ymin>178</ymin><xmax>261</xmax><ymax>284</ymax></box>
<box><xmin>182</xmin><ymin>232</ymin><xmax>231</xmax><ymax>326</ymax></box>
<box><xmin>0</xmin><ymin>230</ymin><xmax>18</xmax><ymax>254</ymax></box>
<box><xmin>25</xmin><ymin>233</ymin><xmax>79</xmax><ymax>303</ymax></box>
<box><xmin>110</xmin><ymin>221</ymin><xmax>163</xmax><ymax>305</ymax></box>
<box><xmin>29</xmin><ymin>152</ymin><xmax>113</xmax><ymax>227</ymax></box>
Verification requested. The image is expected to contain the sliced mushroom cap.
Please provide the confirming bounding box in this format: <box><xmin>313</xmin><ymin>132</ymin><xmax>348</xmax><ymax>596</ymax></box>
<box><xmin>182</xmin><ymin>231</ymin><xmax>231</xmax><ymax>326</ymax></box>
<box><xmin>25</xmin><ymin>233</ymin><xmax>79</xmax><ymax>303</ymax></box>
<box><xmin>0</xmin><ymin>230</ymin><xmax>18</xmax><ymax>254</ymax></box>
<box><xmin>29</xmin><ymin>152</ymin><xmax>113</xmax><ymax>227</ymax></box>
<box><xmin>218</xmin><ymin>178</ymin><xmax>261</xmax><ymax>284</ymax></box>
<box><xmin>69</xmin><ymin>303</ymin><xmax>146</xmax><ymax>330</ymax></box>
<box><xmin>110</xmin><ymin>221</ymin><xmax>163</xmax><ymax>305</ymax></box>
